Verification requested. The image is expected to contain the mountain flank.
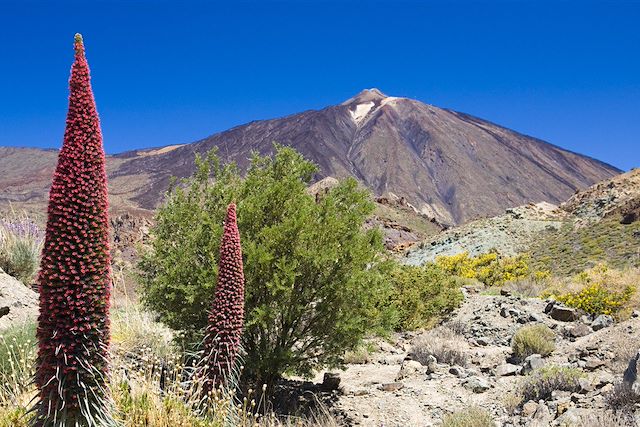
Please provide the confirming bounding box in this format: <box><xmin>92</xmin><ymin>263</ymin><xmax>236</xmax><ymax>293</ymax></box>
<box><xmin>0</xmin><ymin>89</ymin><xmax>620</xmax><ymax>225</ymax></box>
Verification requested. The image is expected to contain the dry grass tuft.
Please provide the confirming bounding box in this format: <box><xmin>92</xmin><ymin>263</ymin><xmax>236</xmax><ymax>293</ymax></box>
<box><xmin>410</xmin><ymin>327</ymin><xmax>468</xmax><ymax>367</ymax></box>
<box><xmin>440</xmin><ymin>406</ymin><xmax>494</xmax><ymax>427</ymax></box>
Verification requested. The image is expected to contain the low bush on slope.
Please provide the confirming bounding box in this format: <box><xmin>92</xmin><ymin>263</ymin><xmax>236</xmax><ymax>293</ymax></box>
<box><xmin>542</xmin><ymin>263</ymin><xmax>637</xmax><ymax>318</ymax></box>
<box><xmin>0</xmin><ymin>215</ymin><xmax>42</xmax><ymax>285</ymax></box>
<box><xmin>530</xmin><ymin>217</ymin><xmax>640</xmax><ymax>276</ymax></box>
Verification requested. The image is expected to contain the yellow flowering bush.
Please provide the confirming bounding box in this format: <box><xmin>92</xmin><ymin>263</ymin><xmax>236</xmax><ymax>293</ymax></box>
<box><xmin>435</xmin><ymin>251</ymin><xmax>538</xmax><ymax>287</ymax></box>
<box><xmin>555</xmin><ymin>283</ymin><xmax>634</xmax><ymax>316</ymax></box>
<box><xmin>542</xmin><ymin>264</ymin><xmax>637</xmax><ymax>317</ymax></box>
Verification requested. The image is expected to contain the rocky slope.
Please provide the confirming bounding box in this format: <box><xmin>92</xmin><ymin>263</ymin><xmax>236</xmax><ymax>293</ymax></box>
<box><xmin>312</xmin><ymin>288</ymin><xmax>639</xmax><ymax>426</ymax></box>
<box><xmin>0</xmin><ymin>268</ymin><xmax>37</xmax><ymax>330</ymax></box>
<box><xmin>0</xmin><ymin>89</ymin><xmax>620</xmax><ymax>226</ymax></box>
<box><xmin>562</xmin><ymin>168</ymin><xmax>640</xmax><ymax>227</ymax></box>
<box><xmin>404</xmin><ymin>202</ymin><xmax>567</xmax><ymax>265</ymax></box>
<box><xmin>404</xmin><ymin>168</ymin><xmax>640</xmax><ymax>267</ymax></box>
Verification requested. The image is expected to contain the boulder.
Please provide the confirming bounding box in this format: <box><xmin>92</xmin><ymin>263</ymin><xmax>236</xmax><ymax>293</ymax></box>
<box><xmin>522</xmin><ymin>354</ymin><xmax>545</xmax><ymax>374</ymax></box>
<box><xmin>549</xmin><ymin>304</ymin><xmax>579</xmax><ymax>322</ymax></box>
<box><xmin>495</xmin><ymin>363</ymin><xmax>520</xmax><ymax>376</ymax></box>
<box><xmin>395</xmin><ymin>360</ymin><xmax>424</xmax><ymax>381</ymax></box>
<box><xmin>463</xmin><ymin>376</ymin><xmax>491</xmax><ymax>393</ymax></box>
<box><xmin>0</xmin><ymin>269</ymin><xmax>38</xmax><ymax>331</ymax></box>
<box><xmin>591</xmin><ymin>314</ymin><xmax>614</xmax><ymax>331</ymax></box>
<box><xmin>623</xmin><ymin>350</ymin><xmax>640</xmax><ymax>394</ymax></box>
<box><xmin>321</xmin><ymin>372</ymin><xmax>341</xmax><ymax>391</ymax></box>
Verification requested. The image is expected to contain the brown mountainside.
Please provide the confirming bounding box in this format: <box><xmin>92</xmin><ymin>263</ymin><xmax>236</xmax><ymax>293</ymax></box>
<box><xmin>0</xmin><ymin>89</ymin><xmax>620</xmax><ymax>226</ymax></box>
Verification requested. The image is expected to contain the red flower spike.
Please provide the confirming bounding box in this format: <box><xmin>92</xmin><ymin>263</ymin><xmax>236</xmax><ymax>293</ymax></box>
<box><xmin>32</xmin><ymin>34</ymin><xmax>114</xmax><ymax>425</ymax></box>
<box><xmin>202</xmin><ymin>203</ymin><xmax>245</xmax><ymax>390</ymax></box>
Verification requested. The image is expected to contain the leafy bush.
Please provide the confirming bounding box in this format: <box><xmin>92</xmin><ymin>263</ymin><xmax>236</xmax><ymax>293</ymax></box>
<box><xmin>511</xmin><ymin>324</ymin><xmax>555</xmax><ymax>359</ymax></box>
<box><xmin>382</xmin><ymin>262</ymin><xmax>464</xmax><ymax>331</ymax></box>
<box><xmin>0</xmin><ymin>216</ymin><xmax>42</xmax><ymax>284</ymax></box>
<box><xmin>441</xmin><ymin>406</ymin><xmax>494</xmax><ymax>427</ymax></box>
<box><xmin>435</xmin><ymin>251</ymin><xmax>536</xmax><ymax>287</ymax></box>
<box><xmin>139</xmin><ymin>145</ymin><xmax>390</xmax><ymax>387</ymax></box>
<box><xmin>543</xmin><ymin>264</ymin><xmax>637</xmax><ymax>318</ymax></box>
<box><xmin>516</xmin><ymin>366</ymin><xmax>582</xmax><ymax>405</ymax></box>
<box><xmin>410</xmin><ymin>327</ymin><xmax>468</xmax><ymax>366</ymax></box>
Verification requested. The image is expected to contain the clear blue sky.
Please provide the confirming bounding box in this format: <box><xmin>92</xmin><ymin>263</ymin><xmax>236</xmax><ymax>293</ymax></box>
<box><xmin>1</xmin><ymin>1</ymin><xmax>638</xmax><ymax>170</ymax></box>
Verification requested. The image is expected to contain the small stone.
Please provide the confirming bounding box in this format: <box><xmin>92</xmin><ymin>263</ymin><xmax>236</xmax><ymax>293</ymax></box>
<box><xmin>476</xmin><ymin>336</ymin><xmax>490</xmax><ymax>346</ymax></box>
<box><xmin>0</xmin><ymin>306</ymin><xmax>9</xmax><ymax>318</ymax></box>
<box><xmin>522</xmin><ymin>354</ymin><xmax>545</xmax><ymax>374</ymax></box>
<box><xmin>549</xmin><ymin>304</ymin><xmax>579</xmax><ymax>322</ymax></box>
<box><xmin>449</xmin><ymin>366</ymin><xmax>467</xmax><ymax>378</ymax></box>
<box><xmin>578</xmin><ymin>378</ymin><xmax>595</xmax><ymax>393</ymax></box>
<box><xmin>322</xmin><ymin>372</ymin><xmax>341</xmax><ymax>391</ymax></box>
<box><xmin>566</xmin><ymin>323</ymin><xmax>592</xmax><ymax>338</ymax></box>
<box><xmin>529</xmin><ymin>313</ymin><xmax>543</xmax><ymax>323</ymax></box>
<box><xmin>544</xmin><ymin>301</ymin><xmax>555</xmax><ymax>314</ymax></box>
<box><xmin>379</xmin><ymin>382</ymin><xmax>404</xmax><ymax>392</ymax></box>
<box><xmin>592</xmin><ymin>314</ymin><xmax>614</xmax><ymax>331</ymax></box>
<box><xmin>463</xmin><ymin>376</ymin><xmax>491</xmax><ymax>393</ymax></box>
<box><xmin>495</xmin><ymin>363</ymin><xmax>520</xmax><ymax>376</ymax></box>
<box><xmin>556</xmin><ymin>399</ymin><xmax>572</xmax><ymax>416</ymax></box>
<box><xmin>522</xmin><ymin>401</ymin><xmax>538</xmax><ymax>417</ymax></box>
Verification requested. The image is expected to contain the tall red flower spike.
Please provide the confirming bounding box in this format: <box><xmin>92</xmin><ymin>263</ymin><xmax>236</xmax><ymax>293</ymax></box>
<box><xmin>203</xmin><ymin>203</ymin><xmax>245</xmax><ymax>390</ymax></box>
<box><xmin>32</xmin><ymin>34</ymin><xmax>115</xmax><ymax>426</ymax></box>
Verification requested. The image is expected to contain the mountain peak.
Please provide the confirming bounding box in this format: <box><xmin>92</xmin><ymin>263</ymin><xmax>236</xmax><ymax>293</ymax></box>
<box><xmin>342</xmin><ymin>88</ymin><xmax>388</xmax><ymax>105</ymax></box>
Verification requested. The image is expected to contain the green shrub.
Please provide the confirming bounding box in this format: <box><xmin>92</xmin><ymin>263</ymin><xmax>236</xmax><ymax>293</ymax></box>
<box><xmin>441</xmin><ymin>406</ymin><xmax>494</xmax><ymax>427</ymax></box>
<box><xmin>139</xmin><ymin>145</ymin><xmax>391</xmax><ymax>387</ymax></box>
<box><xmin>382</xmin><ymin>262</ymin><xmax>464</xmax><ymax>331</ymax></box>
<box><xmin>0</xmin><ymin>217</ymin><xmax>42</xmax><ymax>285</ymax></box>
<box><xmin>511</xmin><ymin>324</ymin><xmax>555</xmax><ymax>359</ymax></box>
<box><xmin>516</xmin><ymin>366</ymin><xmax>583</xmax><ymax>405</ymax></box>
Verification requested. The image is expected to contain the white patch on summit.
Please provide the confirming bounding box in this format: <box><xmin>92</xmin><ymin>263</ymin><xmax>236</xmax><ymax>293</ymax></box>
<box><xmin>350</xmin><ymin>102</ymin><xmax>375</xmax><ymax>124</ymax></box>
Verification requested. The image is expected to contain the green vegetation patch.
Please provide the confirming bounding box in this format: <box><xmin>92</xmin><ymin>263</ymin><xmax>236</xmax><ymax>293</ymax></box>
<box><xmin>529</xmin><ymin>218</ymin><xmax>640</xmax><ymax>276</ymax></box>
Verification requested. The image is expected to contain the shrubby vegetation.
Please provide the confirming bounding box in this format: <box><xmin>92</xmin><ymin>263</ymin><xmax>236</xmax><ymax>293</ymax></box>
<box><xmin>515</xmin><ymin>366</ymin><xmax>583</xmax><ymax>406</ymax></box>
<box><xmin>0</xmin><ymin>215</ymin><xmax>42</xmax><ymax>284</ymax></box>
<box><xmin>530</xmin><ymin>218</ymin><xmax>640</xmax><ymax>275</ymax></box>
<box><xmin>511</xmin><ymin>324</ymin><xmax>556</xmax><ymax>359</ymax></box>
<box><xmin>139</xmin><ymin>145</ymin><xmax>392</xmax><ymax>386</ymax></box>
<box><xmin>440</xmin><ymin>406</ymin><xmax>495</xmax><ymax>427</ymax></box>
<box><xmin>0</xmin><ymin>305</ymin><xmax>337</xmax><ymax>427</ymax></box>
<box><xmin>410</xmin><ymin>326</ymin><xmax>468</xmax><ymax>366</ymax></box>
<box><xmin>434</xmin><ymin>251</ymin><xmax>545</xmax><ymax>287</ymax></box>
<box><xmin>0</xmin><ymin>322</ymin><xmax>36</xmax><ymax>406</ymax></box>
<box><xmin>542</xmin><ymin>264</ymin><xmax>637</xmax><ymax>318</ymax></box>
<box><xmin>380</xmin><ymin>262</ymin><xmax>464</xmax><ymax>331</ymax></box>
